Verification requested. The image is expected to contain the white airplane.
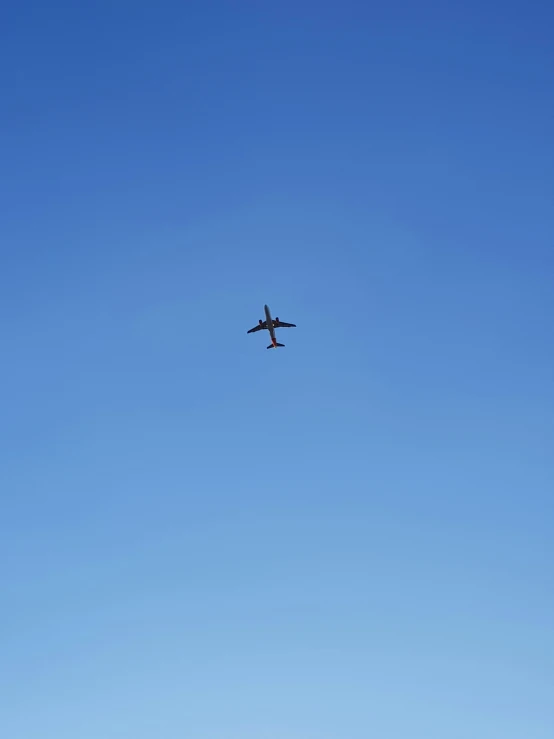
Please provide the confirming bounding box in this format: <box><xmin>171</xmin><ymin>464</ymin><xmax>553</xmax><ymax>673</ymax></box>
<box><xmin>247</xmin><ymin>304</ymin><xmax>296</xmax><ymax>349</ymax></box>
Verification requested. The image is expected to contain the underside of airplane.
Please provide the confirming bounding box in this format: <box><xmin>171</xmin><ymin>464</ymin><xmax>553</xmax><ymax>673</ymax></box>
<box><xmin>247</xmin><ymin>305</ymin><xmax>297</xmax><ymax>348</ymax></box>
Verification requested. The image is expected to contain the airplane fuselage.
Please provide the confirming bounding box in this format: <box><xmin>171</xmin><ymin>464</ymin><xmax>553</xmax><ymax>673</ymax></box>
<box><xmin>264</xmin><ymin>304</ymin><xmax>277</xmax><ymax>345</ymax></box>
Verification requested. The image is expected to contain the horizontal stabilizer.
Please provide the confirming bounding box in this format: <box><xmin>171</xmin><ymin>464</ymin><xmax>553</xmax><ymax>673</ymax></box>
<box><xmin>267</xmin><ymin>342</ymin><xmax>285</xmax><ymax>349</ymax></box>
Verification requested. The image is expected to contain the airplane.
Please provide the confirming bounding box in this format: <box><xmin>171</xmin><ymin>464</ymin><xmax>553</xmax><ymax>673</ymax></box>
<box><xmin>247</xmin><ymin>304</ymin><xmax>296</xmax><ymax>349</ymax></box>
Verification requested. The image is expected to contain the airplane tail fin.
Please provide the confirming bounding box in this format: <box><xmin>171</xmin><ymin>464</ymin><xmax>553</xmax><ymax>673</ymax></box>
<box><xmin>267</xmin><ymin>342</ymin><xmax>285</xmax><ymax>349</ymax></box>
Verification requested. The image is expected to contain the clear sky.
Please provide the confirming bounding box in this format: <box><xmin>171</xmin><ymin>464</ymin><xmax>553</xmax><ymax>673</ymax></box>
<box><xmin>1</xmin><ymin>2</ymin><xmax>553</xmax><ymax>738</ymax></box>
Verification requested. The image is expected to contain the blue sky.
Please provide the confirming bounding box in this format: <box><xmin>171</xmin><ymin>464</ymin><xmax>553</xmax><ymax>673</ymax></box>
<box><xmin>1</xmin><ymin>2</ymin><xmax>553</xmax><ymax>737</ymax></box>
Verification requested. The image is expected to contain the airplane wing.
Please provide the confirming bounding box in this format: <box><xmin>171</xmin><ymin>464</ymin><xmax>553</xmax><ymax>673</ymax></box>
<box><xmin>273</xmin><ymin>320</ymin><xmax>296</xmax><ymax>328</ymax></box>
<box><xmin>247</xmin><ymin>322</ymin><xmax>267</xmax><ymax>333</ymax></box>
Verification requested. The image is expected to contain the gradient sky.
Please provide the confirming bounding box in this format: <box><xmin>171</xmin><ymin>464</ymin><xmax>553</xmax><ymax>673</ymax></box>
<box><xmin>1</xmin><ymin>2</ymin><xmax>553</xmax><ymax>738</ymax></box>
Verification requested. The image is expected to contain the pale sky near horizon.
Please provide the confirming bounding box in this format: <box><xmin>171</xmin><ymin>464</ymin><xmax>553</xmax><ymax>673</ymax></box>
<box><xmin>1</xmin><ymin>2</ymin><xmax>553</xmax><ymax>738</ymax></box>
